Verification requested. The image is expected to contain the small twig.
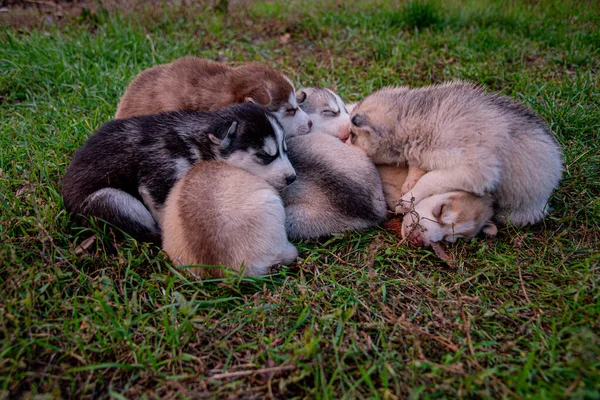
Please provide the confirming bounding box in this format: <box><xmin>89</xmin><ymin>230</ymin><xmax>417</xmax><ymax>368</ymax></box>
<box><xmin>398</xmin><ymin>319</ymin><xmax>459</xmax><ymax>352</ymax></box>
<box><xmin>209</xmin><ymin>364</ymin><xmax>296</xmax><ymax>380</ymax></box>
<box><xmin>518</xmin><ymin>264</ymin><xmax>532</xmax><ymax>304</ymax></box>
<box><xmin>460</xmin><ymin>304</ymin><xmax>475</xmax><ymax>356</ymax></box>
<box><xmin>452</xmin><ymin>268</ymin><xmax>491</xmax><ymax>290</ymax></box>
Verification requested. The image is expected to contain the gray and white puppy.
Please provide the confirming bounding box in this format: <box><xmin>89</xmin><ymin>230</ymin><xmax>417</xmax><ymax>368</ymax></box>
<box><xmin>62</xmin><ymin>103</ymin><xmax>295</xmax><ymax>243</ymax></box>
<box><xmin>296</xmin><ymin>87</ymin><xmax>351</xmax><ymax>141</ymax></box>
<box><xmin>350</xmin><ymin>81</ymin><xmax>563</xmax><ymax>226</ymax></box>
<box><xmin>280</xmin><ymin>87</ymin><xmax>387</xmax><ymax>240</ymax></box>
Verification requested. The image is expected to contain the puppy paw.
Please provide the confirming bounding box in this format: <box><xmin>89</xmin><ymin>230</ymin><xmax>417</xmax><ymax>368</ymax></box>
<box><xmin>482</xmin><ymin>222</ymin><xmax>498</xmax><ymax>237</ymax></box>
<box><xmin>394</xmin><ymin>201</ymin><xmax>413</xmax><ymax>214</ymax></box>
<box><xmin>400</xmin><ymin>179</ymin><xmax>417</xmax><ymax>197</ymax></box>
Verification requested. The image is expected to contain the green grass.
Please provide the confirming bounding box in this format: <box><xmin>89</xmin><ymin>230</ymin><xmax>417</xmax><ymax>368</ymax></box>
<box><xmin>1</xmin><ymin>0</ymin><xmax>599</xmax><ymax>398</ymax></box>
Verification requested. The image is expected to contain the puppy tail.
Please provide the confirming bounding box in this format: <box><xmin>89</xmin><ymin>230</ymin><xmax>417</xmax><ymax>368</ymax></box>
<box><xmin>76</xmin><ymin>187</ymin><xmax>161</xmax><ymax>244</ymax></box>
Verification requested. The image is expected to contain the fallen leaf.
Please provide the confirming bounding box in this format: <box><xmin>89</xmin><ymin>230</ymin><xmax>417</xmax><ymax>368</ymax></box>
<box><xmin>74</xmin><ymin>235</ymin><xmax>96</xmax><ymax>255</ymax></box>
<box><xmin>278</xmin><ymin>33</ymin><xmax>291</xmax><ymax>44</ymax></box>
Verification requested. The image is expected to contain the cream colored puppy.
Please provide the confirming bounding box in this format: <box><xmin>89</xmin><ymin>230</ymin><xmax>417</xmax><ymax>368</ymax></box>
<box><xmin>350</xmin><ymin>81</ymin><xmax>563</xmax><ymax>226</ymax></box>
<box><xmin>377</xmin><ymin>165</ymin><xmax>497</xmax><ymax>247</ymax></box>
<box><xmin>162</xmin><ymin>162</ymin><xmax>297</xmax><ymax>278</ymax></box>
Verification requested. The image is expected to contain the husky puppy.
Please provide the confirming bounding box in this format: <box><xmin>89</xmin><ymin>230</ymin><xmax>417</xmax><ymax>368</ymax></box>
<box><xmin>400</xmin><ymin>191</ymin><xmax>498</xmax><ymax>247</ymax></box>
<box><xmin>377</xmin><ymin>165</ymin><xmax>497</xmax><ymax>246</ymax></box>
<box><xmin>296</xmin><ymin>87</ymin><xmax>351</xmax><ymax>141</ymax></box>
<box><xmin>350</xmin><ymin>81</ymin><xmax>563</xmax><ymax>226</ymax></box>
<box><xmin>62</xmin><ymin>103</ymin><xmax>295</xmax><ymax>243</ymax></box>
<box><xmin>162</xmin><ymin>162</ymin><xmax>297</xmax><ymax>278</ymax></box>
<box><xmin>115</xmin><ymin>56</ymin><xmax>312</xmax><ymax>136</ymax></box>
<box><xmin>282</xmin><ymin>133</ymin><xmax>388</xmax><ymax>240</ymax></box>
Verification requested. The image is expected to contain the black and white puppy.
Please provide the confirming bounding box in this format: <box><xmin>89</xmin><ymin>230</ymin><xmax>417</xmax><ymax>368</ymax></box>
<box><xmin>62</xmin><ymin>103</ymin><xmax>295</xmax><ymax>243</ymax></box>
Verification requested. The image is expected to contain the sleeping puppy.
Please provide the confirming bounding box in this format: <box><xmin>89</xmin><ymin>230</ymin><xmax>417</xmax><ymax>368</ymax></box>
<box><xmin>275</xmin><ymin>87</ymin><xmax>387</xmax><ymax>239</ymax></box>
<box><xmin>296</xmin><ymin>87</ymin><xmax>351</xmax><ymax>141</ymax></box>
<box><xmin>62</xmin><ymin>103</ymin><xmax>295</xmax><ymax>244</ymax></box>
<box><xmin>377</xmin><ymin>165</ymin><xmax>497</xmax><ymax>247</ymax></box>
<box><xmin>115</xmin><ymin>56</ymin><xmax>312</xmax><ymax>137</ymax></box>
<box><xmin>349</xmin><ymin>81</ymin><xmax>563</xmax><ymax>226</ymax></box>
<box><xmin>162</xmin><ymin>162</ymin><xmax>297</xmax><ymax>278</ymax></box>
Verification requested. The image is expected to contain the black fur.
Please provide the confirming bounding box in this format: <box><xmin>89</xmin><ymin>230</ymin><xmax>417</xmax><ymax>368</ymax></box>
<box><xmin>62</xmin><ymin>103</ymin><xmax>279</xmax><ymax>242</ymax></box>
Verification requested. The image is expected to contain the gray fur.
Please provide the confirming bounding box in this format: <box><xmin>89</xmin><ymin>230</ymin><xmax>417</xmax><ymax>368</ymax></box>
<box><xmin>350</xmin><ymin>80</ymin><xmax>563</xmax><ymax>226</ymax></box>
<box><xmin>282</xmin><ymin>133</ymin><xmax>388</xmax><ymax>240</ymax></box>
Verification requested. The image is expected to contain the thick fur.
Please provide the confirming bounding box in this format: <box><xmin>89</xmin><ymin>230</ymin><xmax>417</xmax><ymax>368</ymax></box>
<box><xmin>62</xmin><ymin>103</ymin><xmax>295</xmax><ymax>243</ymax></box>
<box><xmin>401</xmin><ymin>191</ymin><xmax>497</xmax><ymax>247</ymax></box>
<box><xmin>162</xmin><ymin>162</ymin><xmax>297</xmax><ymax>278</ymax></box>
<box><xmin>297</xmin><ymin>87</ymin><xmax>351</xmax><ymax>141</ymax></box>
<box><xmin>282</xmin><ymin>133</ymin><xmax>388</xmax><ymax>240</ymax></box>
<box><xmin>115</xmin><ymin>56</ymin><xmax>312</xmax><ymax>136</ymax></box>
<box><xmin>350</xmin><ymin>81</ymin><xmax>563</xmax><ymax>226</ymax></box>
<box><xmin>377</xmin><ymin>165</ymin><xmax>497</xmax><ymax>246</ymax></box>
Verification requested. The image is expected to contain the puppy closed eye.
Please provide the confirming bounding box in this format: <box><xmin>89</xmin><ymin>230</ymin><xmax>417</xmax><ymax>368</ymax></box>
<box><xmin>256</xmin><ymin>152</ymin><xmax>277</xmax><ymax>164</ymax></box>
<box><xmin>321</xmin><ymin>109</ymin><xmax>340</xmax><ymax>117</ymax></box>
<box><xmin>285</xmin><ymin>108</ymin><xmax>297</xmax><ymax>116</ymax></box>
<box><xmin>432</xmin><ymin>204</ymin><xmax>447</xmax><ymax>220</ymax></box>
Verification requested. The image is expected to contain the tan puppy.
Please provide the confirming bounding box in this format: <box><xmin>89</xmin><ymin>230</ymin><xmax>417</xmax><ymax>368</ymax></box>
<box><xmin>162</xmin><ymin>162</ymin><xmax>297</xmax><ymax>278</ymax></box>
<box><xmin>377</xmin><ymin>165</ymin><xmax>497</xmax><ymax>247</ymax></box>
<box><xmin>350</xmin><ymin>81</ymin><xmax>563</xmax><ymax>226</ymax></box>
<box><xmin>115</xmin><ymin>56</ymin><xmax>312</xmax><ymax>136</ymax></box>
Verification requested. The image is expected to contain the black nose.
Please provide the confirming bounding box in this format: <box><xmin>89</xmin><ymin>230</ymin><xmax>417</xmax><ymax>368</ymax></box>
<box><xmin>307</xmin><ymin>120</ymin><xmax>313</xmax><ymax>128</ymax></box>
<box><xmin>286</xmin><ymin>174</ymin><xmax>296</xmax><ymax>185</ymax></box>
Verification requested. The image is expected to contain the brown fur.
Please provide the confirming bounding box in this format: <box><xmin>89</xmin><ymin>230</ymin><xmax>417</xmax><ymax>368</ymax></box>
<box><xmin>115</xmin><ymin>56</ymin><xmax>295</xmax><ymax>118</ymax></box>
<box><xmin>162</xmin><ymin>162</ymin><xmax>296</xmax><ymax>278</ymax></box>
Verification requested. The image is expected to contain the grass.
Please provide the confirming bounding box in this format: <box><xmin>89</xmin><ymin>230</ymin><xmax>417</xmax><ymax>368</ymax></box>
<box><xmin>1</xmin><ymin>0</ymin><xmax>599</xmax><ymax>398</ymax></box>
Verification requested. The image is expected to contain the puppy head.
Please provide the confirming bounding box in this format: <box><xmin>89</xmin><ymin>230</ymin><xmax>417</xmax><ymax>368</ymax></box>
<box><xmin>232</xmin><ymin>65</ymin><xmax>312</xmax><ymax>137</ymax></box>
<box><xmin>400</xmin><ymin>191</ymin><xmax>497</xmax><ymax>247</ymax></box>
<box><xmin>347</xmin><ymin>93</ymin><xmax>397</xmax><ymax>162</ymax></box>
<box><xmin>296</xmin><ymin>87</ymin><xmax>351</xmax><ymax>141</ymax></box>
<box><xmin>212</xmin><ymin>103</ymin><xmax>296</xmax><ymax>191</ymax></box>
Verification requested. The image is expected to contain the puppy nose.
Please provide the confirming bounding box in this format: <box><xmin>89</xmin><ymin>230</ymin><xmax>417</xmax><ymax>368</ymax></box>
<box><xmin>285</xmin><ymin>174</ymin><xmax>297</xmax><ymax>186</ymax></box>
<box><xmin>409</xmin><ymin>233</ymin><xmax>425</xmax><ymax>247</ymax></box>
<box><xmin>307</xmin><ymin>120</ymin><xmax>313</xmax><ymax>129</ymax></box>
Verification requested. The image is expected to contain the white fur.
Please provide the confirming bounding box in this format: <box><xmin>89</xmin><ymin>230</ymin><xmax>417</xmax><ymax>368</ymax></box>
<box><xmin>226</xmin><ymin>116</ymin><xmax>295</xmax><ymax>190</ymax></box>
<box><xmin>400</xmin><ymin>191</ymin><xmax>494</xmax><ymax>246</ymax></box>
<box><xmin>298</xmin><ymin>88</ymin><xmax>351</xmax><ymax>140</ymax></box>
<box><xmin>275</xmin><ymin>92</ymin><xmax>312</xmax><ymax>137</ymax></box>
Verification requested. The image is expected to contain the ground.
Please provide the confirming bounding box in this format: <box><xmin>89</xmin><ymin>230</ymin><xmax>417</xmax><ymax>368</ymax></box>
<box><xmin>0</xmin><ymin>0</ymin><xmax>599</xmax><ymax>398</ymax></box>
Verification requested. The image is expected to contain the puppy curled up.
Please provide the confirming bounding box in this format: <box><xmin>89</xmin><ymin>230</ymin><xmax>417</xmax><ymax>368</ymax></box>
<box><xmin>162</xmin><ymin>162</ymin><xmax>297</xmax><ymax>278</ymax></box>
<box><xmin>61</xmin><ymin>103</ymin><xmax>295</xmax><ymax>244</ymax></box>
<box><xmin>115</xmin><ymin>56</ymin><xmax>312</xmax><ymax>137</ymax></box>
<box><xmin>377</xmin><ymin>165</ymin><xmax>497</xmax><ymax>247</ymax></box>
<box><xmin>276</xmin><ymin>87</ymin><xmax>387</xmax><ymax>240</ymax></box>
<box><xmin>350</xmin><ymin>80</ymin><xmax>563</xmax><ymax>226</ymax></box>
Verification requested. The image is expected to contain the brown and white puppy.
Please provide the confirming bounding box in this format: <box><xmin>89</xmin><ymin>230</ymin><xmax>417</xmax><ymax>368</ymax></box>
<box><xmin>377</xmin><ymin>165</ymin><xmax>497</xmax><ymax>247</ymax></box>
<box><xmin>297</xmin><ymin>87</ymin><xmax>351</xmax><ymax>141</ymax></box>
<box><xmin>162</xmin><ymin>161</ymin><xmax>297</xmax><ymax>278</ymax></box>
<box><xmin>350</xmin><ymin>81</ymin><xmax>563</xmax><ymax>226</ymax></box>
<box><xmin>115</xmin><ymin>56</ymin><xmax>312</xmax><ymax>136</ymax></box>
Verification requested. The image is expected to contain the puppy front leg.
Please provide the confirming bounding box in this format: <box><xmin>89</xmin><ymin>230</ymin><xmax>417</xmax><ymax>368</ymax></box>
<box><xmin>394</xmin><ymin>168</ymin><xmax>498</xmax><ymax>214</ymax></box>
<box><xmin>400</xmin><ymin>165</ymin><xmax>427</xmax><ymax>197</ymax></box>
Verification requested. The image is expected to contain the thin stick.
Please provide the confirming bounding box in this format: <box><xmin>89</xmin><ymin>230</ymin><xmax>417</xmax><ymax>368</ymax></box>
<box><xmin>210</xmin><ymin>364</ymin><xmax>296</xmax><ymax>380</ymax></box>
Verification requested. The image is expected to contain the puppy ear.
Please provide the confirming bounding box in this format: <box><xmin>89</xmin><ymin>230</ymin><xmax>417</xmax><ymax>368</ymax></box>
<box><xmin>209</xmin><ymin>121</ymin><xmax>238</xmax><ymax>148</ymax></box>
<box><xmin>296</xmin><ymin>90</ymin><xmax>307</xmax><ymax>104</ymax></box>
<box><xmin>482</xmin><ymin>221</ymin><xmax>498</xmax><ymax>237</ymax></box>
<box><xmin>245</xmin><ymin>86</ymin><xmax>271</xmax><ymax>106</ymax></box>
